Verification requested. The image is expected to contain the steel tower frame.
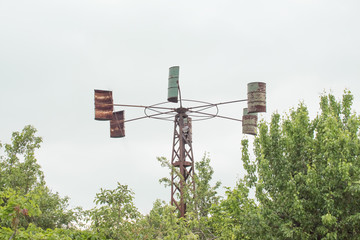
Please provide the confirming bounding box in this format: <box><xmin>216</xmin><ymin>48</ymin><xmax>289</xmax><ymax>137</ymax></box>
<box><xmin>170</xmin><ymin>110</ymin><xmax>194</xmax><ymax>217</ymax></box>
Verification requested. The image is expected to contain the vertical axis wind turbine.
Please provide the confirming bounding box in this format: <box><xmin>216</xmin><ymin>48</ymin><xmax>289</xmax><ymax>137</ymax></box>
<box><xmin>94</xmin><ymin>66</ymin><xmax>266</xmax><ymax>218</ymax></box>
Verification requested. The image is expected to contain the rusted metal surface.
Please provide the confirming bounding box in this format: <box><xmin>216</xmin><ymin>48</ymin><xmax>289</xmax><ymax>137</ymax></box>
<box><xmin>168</xmin><ymin>66</ymin><xmax>179</xmax><ymax>103</ymax></box>
<box><xmin>94</xmin><ymin>90</ymin><xmax>113</xmax><ymax>120</ymax></box>
<box><xmin>173</xmin><ymin>161</ymin><xmax>193</xmax><ymax>167</ymax></box>
<box><xmin>110</xmin><ymin>111</ymin><xmax>125</xmax><ymax>138</ymax></box>
<box><xmin>171</xmin><ymin>113</ymin><xmax>195</xmax><ymax>218</ymax></box>
<box><xmin>182</xmin><ymin>116</ymin><xmax>192</xmax><ymax>143</ymax></box>
<box><xmin>242</xmin><ymin>108</ymin><xmax>258</xmax><ymax>135</ymax></box>
<box><xmin>247</xmin><ymin>82</ymin><xmax>266</xmax><ymax>113</ymax></box>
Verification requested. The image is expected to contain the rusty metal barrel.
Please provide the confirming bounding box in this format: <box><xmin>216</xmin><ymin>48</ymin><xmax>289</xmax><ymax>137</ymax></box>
<box><xmin>247</xmin><ymin>82</ymin><xmax>266</xmax><ymax>113</ymax></box>
<box><xmin>242</xmin><ymin>108</ymin><xmax>258</xmax><ymax>135</ymax></box>
<box><xmin>168</xmin><ymin>66</ymin><xmax>179</xmax><ymax>103</ymax></box>
<box><xmin>110</xmin><ymin>111</ymin><xmax>125</xmax><ymax>138</ymax></box>
<box><xmin>94</xmin><ymin>90</ymin><xmax>113</xmax><ymax>120</ymax></box>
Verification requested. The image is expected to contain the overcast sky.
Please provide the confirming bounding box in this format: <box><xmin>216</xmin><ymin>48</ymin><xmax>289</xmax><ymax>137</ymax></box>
<box><xmin>1</xmin><ymin>0</ymin><xmax>359</xmax><ymax>214</ymax></box>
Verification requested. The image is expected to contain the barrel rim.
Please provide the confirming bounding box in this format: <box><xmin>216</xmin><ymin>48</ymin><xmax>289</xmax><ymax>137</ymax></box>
<box><xmin>94</xmin><ymin>89</ymin><xmax>113</xmax><ymax>93</ymax></box>
<box><xmin>247</xmin><ymin>81</ymin><xmax>266</xmax><ymax>85</ymax></box>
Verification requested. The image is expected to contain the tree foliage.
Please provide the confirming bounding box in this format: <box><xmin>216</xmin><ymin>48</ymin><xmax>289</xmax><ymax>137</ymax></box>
<box><xmin>87</xmin><ymin>182</ymin><xmax>141</xmax><ymax>239</ymax></box>
<box><xmin>139</xmin><ymin>199</ymin><xmax>198</xmax><ymax>239</ymax></box>
<box><xmin>209</xmin><ymin>180</ymin><xmax>264</xmax><ymax>239</ymax></box>
<box><xmin>2</xmin><ymin>91</ymin><xmax>360</xmax><ymax>239</ymax></box>
<box><xmin>157</xmin><ymin>153</ymin><xmax>222</xmax><ymax>239</ymax></box>
<box><xmin>239</xmin><ymin>91</ymin><xmax>360</xmax><ymax>239</ymax></box>
<box><xmin>0</xmin><ymin>125</ymin><xmax>80</xmax><ymax>238</ymax></box>
<box><xmin>158</xmin><ymin>153</ymin><xmax>221</xmax><ymax>216</ymax></box>
<box><xmin>0</xmin><ymin>125</ymin><xmax>44</xmax><ymax>194</ymax></box>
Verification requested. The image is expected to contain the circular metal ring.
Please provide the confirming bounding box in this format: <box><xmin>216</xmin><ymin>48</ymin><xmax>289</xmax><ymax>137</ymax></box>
<box><xmin>144</xmin><ymin>99</ymin><xmax>219</xmax><ymax>121</ymax></box>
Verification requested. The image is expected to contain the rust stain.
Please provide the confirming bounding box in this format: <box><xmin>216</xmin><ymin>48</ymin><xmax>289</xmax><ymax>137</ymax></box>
<box><xmin>247</xmin><ymin>82</ymin><xmax>266</xmax><ymax>113</ymax></box>
<box><xmin>242</xmin><ymin>108</ymin><xmax>258</xmax><ymax>135</ymax></box>
<box><xmin>94</xmin><ymin>90</ymin><xmax>113</xmax><ymax>120</ymax></box>
<box><xmin>110</xmin><ymin>111</ymin><xmax>125</xmax><ymax>138</ymax></box>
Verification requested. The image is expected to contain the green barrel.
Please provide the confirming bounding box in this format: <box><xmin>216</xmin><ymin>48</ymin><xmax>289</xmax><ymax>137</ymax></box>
<box><xmin>168</xmin><ymin>66</ymin><xmax>179</xmax><ymax>103</ymax></box>
<box><xmin>247</xmin><ymin>82</ymin><xmax>266</xmax><ymax>113</ymax></box>
<box><xmin>242</xmin><ymin>108</ymin><xmax>258</xmax><ymax>135</ymax></box>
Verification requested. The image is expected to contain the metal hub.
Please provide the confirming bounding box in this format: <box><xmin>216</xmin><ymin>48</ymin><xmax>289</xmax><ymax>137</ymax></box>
<box><xmin>175</xmin><ymin>107</ymin><xmax>188</xmax><ymax>114</ymax></box>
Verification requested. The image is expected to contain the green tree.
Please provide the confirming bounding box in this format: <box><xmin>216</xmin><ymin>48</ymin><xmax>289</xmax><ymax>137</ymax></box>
<box><xmin>0</xmin><ymin>125</ymin><xmax>44</xmax><ymax>193</ymax></box>
<box><xmin>139</xmin><ymin>199</ymin><xmax>198</xmax><ymax>240</ymax></box>
<box><xmin>0</xmin><ymin>125</ymin><xmax>80</xmax><ymax>230</ymax></box>
<box><xmin>192</xmin><ymin>153</ymin><xmax>221</xmax><ymax>218</ymax></box>
<box><xmin>0</xmin><ymin>188</ymin><xmax>41</xmax><ymax>239</ymax></box>
<box><xmin>87</xmin><ymin>182</ymin><xmax>142</xmax><ymax>239</ymax></box>
<box><xmin>0</xmin><ymin>222</ymin><xmax>101</xmax><ymax>240</ymax></box>
<box><xmin>29</xmin><ymin>186</ymin><xmax>82</xmax><ymax>229</ymax></box>
<box><xmin>240</xmin><ymin>91</ymin><xmax>360</xmax><ymax>239</ymax></box>
<box><xmin>158</xmin><ymin>153</ymin><xmax>221</xmax><ymax>239</ymax></box>
<box><xmin>209</xmin><ymin>180</ymin><xmax>264</xmax><ymax>240</ymax></box>
<box><xmin>158</xmin><ymin>154</ymin><xmax>221</xmax><ymax>215</ymax></box>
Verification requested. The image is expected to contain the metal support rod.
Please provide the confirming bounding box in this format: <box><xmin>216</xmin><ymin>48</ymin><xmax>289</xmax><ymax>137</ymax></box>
<box><xmin>178</xmin><ymin>83</ymin><xmax>183</xmax><ymax>109</ymax></box>
<box><xmin>113</xmin><ymin>103</ymin><xmax>175</xmax><ymax>110</ymax></box>
<box><xmin>125</xmin><ymin>110</ymin><xmax>176</xmax><ymax>123</ymax></box>
<box><xmin>186</xmin><ymin>99</ymin><xmax>248</xmax><ymax>110</ymax></box>
<box><xmin>188</xmin><ymin>110</ymin><xmax>243</xmax><ymax>122</ymax></box>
